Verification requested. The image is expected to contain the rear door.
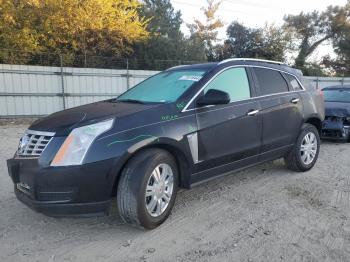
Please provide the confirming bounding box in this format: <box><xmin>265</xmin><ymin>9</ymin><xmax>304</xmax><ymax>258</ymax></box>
<box><xmin>251</xmin><ymin>67</ymin><xmax>304</xmax><ymax>158</ymax></box>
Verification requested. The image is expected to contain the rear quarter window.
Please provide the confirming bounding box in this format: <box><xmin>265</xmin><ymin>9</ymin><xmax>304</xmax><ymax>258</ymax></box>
<box><xmin>253</xmin><ymin>68</ymin><xmax>289</xmax><ymax>96</ymax></box>
<box><xmin>283</xmin><ymin>73</ymin><xmax>303</xmax><ymax>91</ymax></box>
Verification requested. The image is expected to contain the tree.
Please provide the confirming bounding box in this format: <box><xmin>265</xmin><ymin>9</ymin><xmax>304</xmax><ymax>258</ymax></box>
<box><xmin>182</xmin><ymin>34</ymin><xmax>207</xmax><ymax>62</ymax></box>
<box><xmin>139</xmin><ymin>0</ymin><xmax>182</xmax><ymax>38</ymax></box>
<box><xmin>323</xmin><ymin>1</ymin><xmax>350</xmax><ymax>76</ymax></box>
<box><xmin>131</xmin><ymin>0</ymin><xmax>184</xmax><ymax>69</ymax></box>
<box><xmin>0</xmin><ymin>0</ymin><xmax>149</xmax><ymax>64</ymax></box>
<box><xmin>187</xmin><ymin>0</ymin><xmax>224</xmax><ymax>61</ymax></box>
<box><xmin>131</xmin><ymin>0</ymin><xmax>206</xmax><ymax>70</ymax></box>
<box><xmin>283</xmin><ymin>5</ymin><xmax>347</xmax><ymax>72</ymax></box>
<box><xmin>219</xmin><ymin>21</ymin><xmax>291</xmax><ymax>62</ymax></box>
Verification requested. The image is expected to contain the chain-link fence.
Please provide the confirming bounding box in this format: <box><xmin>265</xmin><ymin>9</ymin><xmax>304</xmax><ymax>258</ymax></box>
<box><xmin>0</xmin><ymin>49</ymin><xmax>205</xmax><ymax>71</ymax></box>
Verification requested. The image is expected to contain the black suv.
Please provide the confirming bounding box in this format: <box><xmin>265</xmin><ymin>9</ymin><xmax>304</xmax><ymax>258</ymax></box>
<box><xmin>7</xmin><ymin>59</ymin><xmax>325</xmax><ymax>229</ymax></box>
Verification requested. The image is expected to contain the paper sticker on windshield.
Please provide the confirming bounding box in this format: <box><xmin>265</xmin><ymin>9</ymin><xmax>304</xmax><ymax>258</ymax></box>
<box><xmin>179</xmin><ymin>75</ymin><xmax>202</xmax><ymax>82</ymax></box>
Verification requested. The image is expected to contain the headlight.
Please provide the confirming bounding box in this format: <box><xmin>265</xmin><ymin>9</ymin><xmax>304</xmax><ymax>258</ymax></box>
<box><xmin>51</xmin><ymin>119</ymin><xmax>114</xmax><ymax>166</ymax></box>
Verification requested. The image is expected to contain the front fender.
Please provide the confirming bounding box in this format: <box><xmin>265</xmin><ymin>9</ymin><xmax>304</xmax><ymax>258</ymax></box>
<box><xmin>84</xmin><ymin>115</ymin><xmax>198</xmax><ymax>190</ymax></box>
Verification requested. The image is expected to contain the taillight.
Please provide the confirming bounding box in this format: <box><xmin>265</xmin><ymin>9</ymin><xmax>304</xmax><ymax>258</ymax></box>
<box><xmin>318</xmin><ymin>89</ymin><xmax>324</xmax><ymax>98</ymax></box>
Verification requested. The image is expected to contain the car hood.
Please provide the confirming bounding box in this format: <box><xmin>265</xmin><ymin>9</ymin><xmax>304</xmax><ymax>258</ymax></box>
<box><xmin>29</xmin><ymin>100</ymin><xmax>162</xmax><ymax>136</ymax></box>
<box><xmin>325</xmin><ymin>101</ymin><xmax>350</xmax><ymax>117</ymax></box>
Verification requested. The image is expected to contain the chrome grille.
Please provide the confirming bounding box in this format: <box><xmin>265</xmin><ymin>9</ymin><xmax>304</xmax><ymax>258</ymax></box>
<box><xmin>17</xmin><ymin>130</ymin><xmax>55</xmax><ymax>157</ymax></box>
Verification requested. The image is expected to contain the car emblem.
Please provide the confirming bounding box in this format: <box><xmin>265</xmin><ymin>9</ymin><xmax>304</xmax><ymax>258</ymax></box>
<box><xmin>18</xmin><ymin>134</ymin><xmax>30</xmax><ymax>154</ymax></box>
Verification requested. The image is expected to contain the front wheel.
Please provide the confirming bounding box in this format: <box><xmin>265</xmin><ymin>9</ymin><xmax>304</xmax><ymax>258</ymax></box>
<box><xmin>284</xmin><ymin>124</ymin><xmax>320</xmax><ymax>172</ymax></box>
<box><xmin>117</xmin><ymin>149</ymin><xmax>178</xmax><ymax>229</ymax></box>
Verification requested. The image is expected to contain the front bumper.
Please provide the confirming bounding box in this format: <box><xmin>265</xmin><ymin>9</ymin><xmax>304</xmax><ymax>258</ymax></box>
<box><xmin>15</xmin><ymin>189</ymin><xmax>111</xmax><ymax>217</ymax></box>
<box><xmin>321</xmin><ymin>118</ymin><xmax>349</xmax><ymax>141</ymax></box>
<box><xmin>7</xmin><ymin>157</ymin><xmax>117</xmax><ymax>217</ymax></box>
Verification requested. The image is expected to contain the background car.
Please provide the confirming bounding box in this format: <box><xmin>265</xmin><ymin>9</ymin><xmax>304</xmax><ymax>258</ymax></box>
<box><xmin>321</xmin><ymin>85</ymin><xmax>350</xmax><ymax>142</ymax></box>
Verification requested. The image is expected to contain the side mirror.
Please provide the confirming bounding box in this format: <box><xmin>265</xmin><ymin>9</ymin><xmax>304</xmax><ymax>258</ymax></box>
<box><xmin>197</xmin><ymin>89</ymin><xmax>230</xmax><ymax>106</ymax></box>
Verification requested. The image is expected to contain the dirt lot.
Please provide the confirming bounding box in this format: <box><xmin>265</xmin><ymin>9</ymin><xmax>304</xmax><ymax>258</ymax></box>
<box><xmin>1</xmin><ymin>123</ymin><xmax>350</xmax><ymax>262</ymax></box>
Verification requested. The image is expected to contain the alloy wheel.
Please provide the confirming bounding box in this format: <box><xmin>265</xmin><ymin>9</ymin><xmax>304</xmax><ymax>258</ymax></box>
<box><xmin>300</xmin><ymin>132</ymin><xmax>318</xmax><ymax>165</ymax></box>
<box><xmin>145</xmin><ymin>163</ymin><xmax>174</xmax><ymax>217</ymax></box>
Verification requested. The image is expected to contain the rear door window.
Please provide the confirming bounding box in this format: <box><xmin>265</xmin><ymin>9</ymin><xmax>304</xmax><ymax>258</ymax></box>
<box><xmin>204</xmin><ymin>67</ymin><xmax>251</xmax><ymax>103</ymax></box>
<box><xmin>253</xmin><ymin>68</ymin><xmax>289</xmax><ymax>96</ymax></box>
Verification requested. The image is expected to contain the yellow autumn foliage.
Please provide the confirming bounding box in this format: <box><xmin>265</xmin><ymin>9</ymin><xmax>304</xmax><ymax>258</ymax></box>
<box><xmin>0</xmin><ymin>0</ymin><xmax>149</xmax><ymax>56</ymax></box>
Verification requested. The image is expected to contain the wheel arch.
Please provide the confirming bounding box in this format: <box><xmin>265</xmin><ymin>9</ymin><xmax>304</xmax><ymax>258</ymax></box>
<box><xmin>304</xmin><ymin>117</ymin><xmax>322</xmax><ymax>134</ymax></box>
<box><xmin>110</xmin><ymin>142</ymin><xmax>192</xmax><ymax>198</ymax></box>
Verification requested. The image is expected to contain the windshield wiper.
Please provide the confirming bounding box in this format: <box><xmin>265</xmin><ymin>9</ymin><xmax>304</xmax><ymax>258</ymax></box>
<box><xmin>117</xmin><ymin>99</ymin><xmax>146</xmax><ymax>104</ymax></box>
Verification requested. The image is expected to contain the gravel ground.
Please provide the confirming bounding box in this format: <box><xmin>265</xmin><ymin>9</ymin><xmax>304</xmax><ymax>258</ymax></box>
<box><xmin>1</xmin><ymin>123</ymin><xmax>350</xmax><ymax>262</ymax></box>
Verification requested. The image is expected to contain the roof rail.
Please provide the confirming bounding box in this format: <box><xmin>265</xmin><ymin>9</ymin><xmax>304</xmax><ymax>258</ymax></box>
<box><xmin>218</xmin><ymin>58</ymin><xmax>287</xmax><ymax>66</ymax></box>
<box><xmin>167</xmin><ymin>64</ymin><xmax>189</xmax><ymax>70</ymax></box>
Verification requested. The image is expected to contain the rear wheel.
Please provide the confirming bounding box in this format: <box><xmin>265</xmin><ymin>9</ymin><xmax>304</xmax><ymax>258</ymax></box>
<box><xmin>284</xmin><ymin>124</ymin><xmax>320</xmax><ymax>172</ymax></box>
<box><xmin>117</xmin><ymin>149</ymin><xmax>178</xmax><ymax>229</ymax></box>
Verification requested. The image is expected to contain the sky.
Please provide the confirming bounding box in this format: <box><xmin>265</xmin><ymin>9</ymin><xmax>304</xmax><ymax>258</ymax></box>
<box><xmin>170</xmin><ymin>0</ymin><xmax>349</xmax><ymax>61</ymax></box>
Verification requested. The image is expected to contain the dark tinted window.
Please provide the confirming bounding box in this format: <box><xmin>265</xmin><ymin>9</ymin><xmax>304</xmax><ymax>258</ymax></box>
<box><xmin>253</xmin><ymin>68</ymin><xmax>289</xmax><ymax>95</ymax></box>
<box><xmin>284</xmin><ymin>73</ymin><xmax>303</xmax><ymax>91</ymax></box>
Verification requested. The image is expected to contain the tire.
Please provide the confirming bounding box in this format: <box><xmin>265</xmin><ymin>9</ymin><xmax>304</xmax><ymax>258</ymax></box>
<box><xmin>284</xmin><ymin>123</ymin><xmax>320</xmax><ymax>172</ymax></box>
<box><xmin>117</xmin><ymin>149</ymin><xmax>178</xmax><ymax>229</ymax></box>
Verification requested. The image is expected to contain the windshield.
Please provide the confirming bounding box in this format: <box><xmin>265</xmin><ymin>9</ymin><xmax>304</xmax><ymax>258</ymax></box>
<box><xmin>323</xmin><ymin>89</ymin><xmax>350</xmax><ymax>103</ymax></box>
<box><xmin>117</xmin><ymin>70</ymin><xmax>207</xmax><ymax>103</ymax></box>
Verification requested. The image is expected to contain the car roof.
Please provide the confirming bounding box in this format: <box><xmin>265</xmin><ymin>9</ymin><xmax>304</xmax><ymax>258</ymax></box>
<box><xmin>167</xmin><ymin>58</ymin><xmax>302</xmax><ymax>77</ymax></box>
<box><xmin>322</xmin><ymin>85</ymin><xmax>350</xmax><ymax>91</ymax></box>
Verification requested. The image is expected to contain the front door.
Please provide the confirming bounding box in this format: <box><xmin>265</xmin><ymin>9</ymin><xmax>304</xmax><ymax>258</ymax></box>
<box><xmin>192</xmin><ymin>67</ymin><xmax>262</xmax><ymax>183</ymax></box>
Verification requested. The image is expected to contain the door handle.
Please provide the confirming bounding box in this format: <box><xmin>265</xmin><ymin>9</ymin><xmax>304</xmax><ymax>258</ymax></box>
<box><xmin>291</xmin><ymin>98</ymin><xmax>300</xmax><ymax>104</ymax></box>
<box><xmin>247</xmin><ymin>109</ymin><xmax>259</xmax><ymax>116</ymax></box>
